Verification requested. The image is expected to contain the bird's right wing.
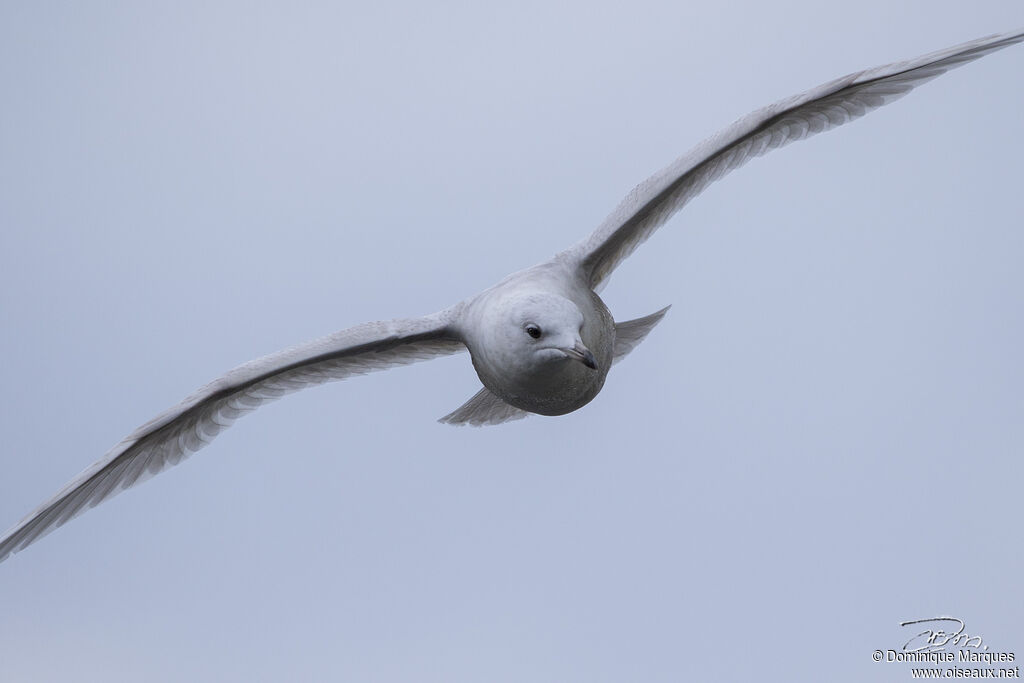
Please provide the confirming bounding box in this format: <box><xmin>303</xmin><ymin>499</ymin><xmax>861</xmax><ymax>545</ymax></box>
<box><xmin>565</xmin><ymin>29</ymin><xmax>1024</xmax><ymax>291</ymax></box>
<box><xmin>0</xmin><ymin>309</ymin><xmax>465</xmax><ymax>563</ymax></box>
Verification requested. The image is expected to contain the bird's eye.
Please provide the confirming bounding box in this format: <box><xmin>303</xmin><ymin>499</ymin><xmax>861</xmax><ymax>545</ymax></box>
<box><xmin>525</xmin><ymin>324</ymin><xmax>542</xmax><ymax>339</ymax></box>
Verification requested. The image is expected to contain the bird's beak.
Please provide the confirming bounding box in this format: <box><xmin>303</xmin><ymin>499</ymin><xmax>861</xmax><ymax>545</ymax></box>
<box><xmin>562</xmin><ymin>340</ymin><xmax>598</xmax><ymax>370</ymax></box>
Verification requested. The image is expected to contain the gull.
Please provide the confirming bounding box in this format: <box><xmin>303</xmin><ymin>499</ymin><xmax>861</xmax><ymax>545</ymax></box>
<box><xmin>1</xmin><ymin>29</ymin><xmax>1022</xmax><ymax>564</ymax></box>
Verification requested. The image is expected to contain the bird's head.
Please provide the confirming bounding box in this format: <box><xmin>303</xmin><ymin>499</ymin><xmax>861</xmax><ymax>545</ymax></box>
<box><xmin>464</xmin><ymin>289</ymin><xmax>599</xmax><ymax>388</ymax></box>
<box><xmin>495</xmin><ymin>291</ymin><xmax>597</xmax><ymax>374</ymax></box>
<box><xmin>460</xmin><ymin>288</ymin><xmax>610</xmax><ymax>414</ymax></box>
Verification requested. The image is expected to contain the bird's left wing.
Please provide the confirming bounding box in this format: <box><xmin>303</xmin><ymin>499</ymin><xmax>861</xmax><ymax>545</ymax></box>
<box><xmin>0</xmin><ymin>309</ymin><xmax>465</xmax><ymax>563</ymax></box>
<box><xmin>564</xmin><ymin>29</ymin><xmax>1024</xmax><ymax>290</ymax></box>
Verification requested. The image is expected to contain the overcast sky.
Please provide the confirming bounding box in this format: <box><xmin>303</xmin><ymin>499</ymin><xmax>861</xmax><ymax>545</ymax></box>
<box><xmin>1</xmin><ymin>2</ymin><xmax>1022</xmax><ymax>681</ymax></box>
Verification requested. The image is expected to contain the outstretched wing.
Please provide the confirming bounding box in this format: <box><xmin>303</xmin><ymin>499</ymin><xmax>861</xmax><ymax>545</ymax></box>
<box><xmin>0</xmin><ymin>310</ymin><xmax>465</xmax><ymax>563</ymax></box>
<box><xmin>566</xmin><ymin>29</ymin><xmax>1024</xmax><ymax>290</ymax></box>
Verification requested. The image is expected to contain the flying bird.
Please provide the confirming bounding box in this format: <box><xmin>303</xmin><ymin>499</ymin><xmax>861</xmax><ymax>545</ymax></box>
<box><xmin>2</xmin><ymin>29</ymin><xmax>1022</xmax><ymax>563</ymax></box>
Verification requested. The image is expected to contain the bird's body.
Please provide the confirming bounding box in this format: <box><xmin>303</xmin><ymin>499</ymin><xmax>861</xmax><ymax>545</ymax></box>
<box><xmin>1</xmin><ymin>28</ymin><xmax>1022</xmax><ymax>564</ymax></box>
<box><xmin>455</xmin><ymin>259</ymin><xmax>616</xmax><ymax>417</ymax></box>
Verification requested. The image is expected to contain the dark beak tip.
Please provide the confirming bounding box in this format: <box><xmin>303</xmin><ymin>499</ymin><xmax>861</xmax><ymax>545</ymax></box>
<box><xmin>583</xmin><ymin>351</ymin><xmax>598</xmax><ymax>370</ymax></box>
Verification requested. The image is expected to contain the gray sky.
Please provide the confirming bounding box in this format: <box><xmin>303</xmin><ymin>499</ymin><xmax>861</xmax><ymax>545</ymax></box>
<box><xmin>1</xmin><ymin>2</ymin><xmax>1022</xmax><ymax>681</ymax></box>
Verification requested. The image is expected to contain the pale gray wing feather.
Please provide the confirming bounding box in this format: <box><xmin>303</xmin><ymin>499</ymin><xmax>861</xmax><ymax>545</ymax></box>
<box><xmin>438</xmin><ymin>386</ymin><xmax>530</xmax><ymax>426</ymax></box>
<box><xmin>612</xmin><ymin>305</ymin><xmax>671</xmax><ymax>365</ymax></box>
<box><xmin>566</xmin><ymin>29</ymin><xmax>1024</xmax><ymax>290</ymax></box>
<box><xmin>0</xmin><ymin>310</ymin><xmax>465</xmax><ymax>563</ymax></box>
